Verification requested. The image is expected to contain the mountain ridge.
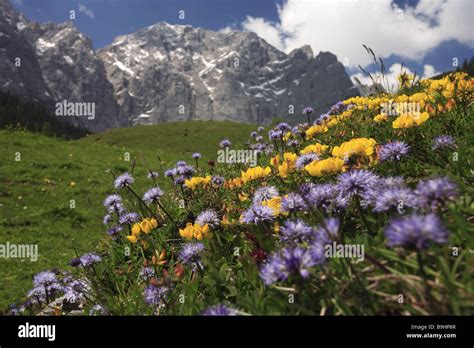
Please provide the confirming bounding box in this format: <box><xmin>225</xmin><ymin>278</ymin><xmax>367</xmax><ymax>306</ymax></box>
<box><xmin>0</xmin><ymin>0</ymin><xmax>359</xmax><ymax>132</ymax></box>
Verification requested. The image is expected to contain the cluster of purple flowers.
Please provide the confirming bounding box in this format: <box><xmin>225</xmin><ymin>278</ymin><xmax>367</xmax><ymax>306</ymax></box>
<box><xmin>415</xmin><ymin>177</ymin><xmax>458</xmax><ymax>210</ymax></box>
<box><xmin>143</xmin><ymin>285</ymin><xmax>168</xmax><ymax>307</ymax></box>
<box><xmin>378</xmin><ymin>141</ymin><xmax>410</xmax><ymax>162</ymax></box>
<box><xmin>432</xmin><ymin>135</ymin><xmax>456</xmax><ymax>150</ymax></box>
<box><xmin>70</xmin><ymin>252</ymin><xmax>102</xmax><ymax>268</ymax></box>
<box><xmin>119</xmin><ymin>212</ymin><xmax>140</xmax><ymax>225</ymax></box>
<box><xmin>202</xmin><ymin>304</ymin><xmax>238</xmax><ymax>316</ymax></box>
<box><xmin>385</xmin><ymin>213</ymin><xmax>449</xmax><ymax>249</ymax></box>
<box><xmin>113</xmin><ymin>172</ymin><xmax>134</xmax><ymax>189</ymax></box>
<box><xmin>143</xmin><ymin>187</ymin><xmax>164</xmax><ymax>204</ymax></box>
<box><xmin>241</xmin><ymin>204</ymin><xmax>275</xmax><ymax>224</ymax></box>
<box><xmin>252</xmin><ymin>186</ymin><xmax>279</xmax><ymax>204</ymax></box>
<box><xmin>300</xmin><ymin>182</ymin><xmax>348</xmax><ymax>213</ymax></box>
<box><xmin>279</xmin><ymin>219</ymin><xmax>313</xmax><ymax>243</ymax></box>
<box><xmin>179</xmin><ymin>242</ymin><xmax>205</xmax><ymax>270</ymax></box>
<box><xmin>164</xmin><ymin>161</ymin><xmax>196</xmax><ymax>186</ymax></box>
<box><xmin>195</xmin><ymin>209</ymin><xmax>220</xmax><ymax>228</ymax></box>
<box><xmin>259</xmin><ymin>247</ymin><xmax>321</xmax><ymax>286</ymax></box>
<box><xmin>281</xmin><ymin>192</ymin><xmax>308</xmax><ymax>213</ymax></box>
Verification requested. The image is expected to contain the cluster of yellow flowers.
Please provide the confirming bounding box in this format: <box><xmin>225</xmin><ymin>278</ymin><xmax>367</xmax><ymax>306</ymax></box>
<box><xmin>304</xmin><ymin>157</ymin><xmax>344</xmax><ymax>177</ymax></box>
<box><xmin>392</xmin><ymin>112</ymin><xmax>430</xmax><ymax>129</ymax></box>
<box><xmin>332</xmin><ymin>137</ymin><xmax>377</xmax><ymax>160</ymax></box>
<box><xmin>300</xmin><ymin>143</ymin><xmax>329</xmax><ymax>155</ymax></box>
<box><xmin>179</xmin><ymin>222</ymin><xmax>212</xmax><ymax>240</ymax></box>
<box><xmin>184</xmin><ymin>176</ymin><xmax>211</xmax><ymax>190</ymax></box>
<box><xmin>126</xmin><ymin>218</ymin><xmax>159</xmax><ymax>243</ymax></box>
<box><xmin>241</xmin><ymin>166</ymin><xmax>271</xmax><ymax>183</ymax></box>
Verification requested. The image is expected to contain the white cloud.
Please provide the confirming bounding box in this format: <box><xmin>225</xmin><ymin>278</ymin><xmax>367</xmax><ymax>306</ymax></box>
<box><xmin>350</xmin><ymin>63</ymin><xmax>441</xmax><ymax>92</ymax></box>
<box><xmin>78</xmin><ymin>3</ymin><xmax>95</xmax><ymax>19</ymax></box>
<box><xmin>241</xmin><ymin>0</ymin><xmax>473</xmax><ymax>68</ymax></box>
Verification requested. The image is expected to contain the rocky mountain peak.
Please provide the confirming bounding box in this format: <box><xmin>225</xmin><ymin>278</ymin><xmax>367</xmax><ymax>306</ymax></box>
<box><xmin>0</xmin><ymin>0</ymin><xmax>359</xmax><ymax>131</ymax></box>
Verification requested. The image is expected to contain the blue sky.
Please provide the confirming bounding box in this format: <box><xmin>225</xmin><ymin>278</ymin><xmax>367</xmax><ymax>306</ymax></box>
<box><xmin>11</xmin><ymin>0</ymin><xmax>474</xmax><ymax>79</ymax></box>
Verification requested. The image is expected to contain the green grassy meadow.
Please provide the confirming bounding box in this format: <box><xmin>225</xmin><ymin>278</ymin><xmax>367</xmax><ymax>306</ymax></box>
<box><xmin>0</xmin><ymin>121</ymin><xmax>257</xmax><ymax>311</ymax></box>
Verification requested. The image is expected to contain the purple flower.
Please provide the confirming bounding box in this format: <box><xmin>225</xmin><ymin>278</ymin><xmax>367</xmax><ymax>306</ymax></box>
<box><xmin>103</xmin><ymin>194</ymin><xmax>122</xmax><ymax>208</ymax></box>
<box><xmin>164</xmin><ymin>168</ymin><xmax>177</xmax><ymax>178</ymax></box>
<box><xmin>202</xmin><ymin>304</ymin><xmax>238</xmax><ymax>316</ymax></box>
<box><xmin>195</xmin><ymin>210</ymin><xmax>220</xmax><ymax>228</ymax></box>
<box><xmin>241</xmin><ymin>204</ymin><xmax>275</xmax><ymax>224</ymax></box>
<box><xmin>139</xmin><ymin>267</ymin><xmax>156</xmax><ymax>281</ymax></box>
<box><xmin>176</xmin><ymin>164</ymin><xmax>196</xmax><ymax>177</ymax></box>
<box><xmin>252</xmin><ymin>186</ymin><xmax>279</xmax><ymax>204</ymax></box>
<box><xmin>179</xmin><ymin>242</ymin><xmax>205</xmax><ymax>268</ymax></box>
<box><xmin>260</xmin><ymin>247</ymin><xmax>316</xmax><ymax>286</ymax></box>
<box><xmin>114</xmin><ymin>172</ymin><xmax>134</xmax><ymax>189</ymax></box>
<box><xmin>174</xmin><ymin>175</ymin><xmax>186</xmax><ymax>186</ymax></box>
<box><xmin>268</xmin><ymin>129</ymin><xmax>283</xmax><ymax>140</ymax></box>
<box><xmin>192</xmin><ymin>152</ymin><xmax>202</xmax><ymax>159</ymax></box>
<box><xmin>432</xmin><ymin>135</ymin><xmax>456</xmax><ymax>150</ymax></box>
<box><xmin>33</xmin><ymin>271</ymin><xmax>57</xmax><ymax>287</ymax></box>
<box><xmin>378</xmin><ymin>141</ymin><xmax>410</xmax><ymax>161</ymax></box>
<box><xmin>211</xmin><ymin>175</ymin><xmax>225</xmax><ymax>186</ymax></box>
<box><xmin>276</xmin><ymin>122</ymin><xmax>291</xmax><ymax>132</ymax></box>
<box><xmin>219</xmin><ymin>139</ymin><xmax>231</xmax><ymax>148</ymax></box>
<box><xmin>143</xmin><ymin>187</ymin><xmax>164</xmax><ymax>204</ymax></box>
<box><xmin>103</xmin><ymin>214</ymin><xmax>111</xmax><ymax>225</ymax></box>
<box><xmin>372</xmin><ymin>187</ymin><xmax>418</xmax><ymax>213</ymax></box>
<box><xmin>281</xmin><ymin>192</ymin><xmax>308</xmax><ymax>213</ymax></box>
<box><xmin>415</xmin><ymin>177</ymin><xmax>458</xmax><ymax>210</ymax></box>
<box><xmin>303</xmin><ymin>183</ymin><xmax>347</xmax><ymax>213</ymax></box>
<box><xmin>143</xmin><ymin>285</ymin><xmax>168</xmax><ymax>307</ymax></box>
<box><xmin>250</xmin><ymin>131</ymin><xmax>258</xmax><ymax>138</ymax></box>
<box><xmin>258</xmin><ymin>126</ymin><xmax>265</xmax><ymax>132</ymax></box>
<box><xmin>360</xmin><ymin>176</ymin><xmax>406</xmax><ymax>207</ymax></box>
<box><xmin>279</xmin><ymin>219</ymin><xmax>313</xmax><ymax>243</ymax></box>
<box><xmin>385</xmin><ymin>214</ymin><xmax>449</xmax><ymax>249</ymax></box>
<box><xmin>78</xmin><ymin>252</ymin><xmax>102</xmax><ymax>267</ymax></box>
<box><xmin>107</xmin><ymin>225</ymin><xmax>122</xmax><ymax>236</ymax></box>
<box><xmin>147</xmin><ymin>171</ymin><xmax>159</xmax><ymax>179</ymax></box>
<box><xmin>337</xmin><ymin>170</ymin><xmax>379</xmax><ymax>198</ymax></box>
<box><xmin>313</xmin><ymin>218</ymin><xmax>340</xmax><ymax>245</ymax></box>
<box><xmin>119</xmin><ymin>212</ymin><xmax>140</xmax><ymax>225</ymax></box>
<box><xmin>302</xmin><ymin>106</ymin><xmax>314</xmax><ymax>115</ymax></box>
<box><xmin>296</xmin><ymin>153</ymin><xmax>319</xmax><ymax>170</ymax></box>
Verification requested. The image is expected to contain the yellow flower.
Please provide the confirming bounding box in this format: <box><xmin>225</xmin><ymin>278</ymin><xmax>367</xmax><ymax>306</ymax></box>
<box><xmin>179</xmin><ymin>223</ymin><xmax>195</xmax><ymax>240</ymax></box>
<box><xmin>131</xmin><ymin>223</ymin><xmax>141</xmax><ymax>237</ymax></box>
<box><xmin>392</xmin><ymin>112</ymin><xmax>429</xmax><ymax>129</ymax></box>
<box><xmin>332</xmin><ymin>138</ymin><xmax>376</xmax><ymax>159</ymax></box>
<box><xmin>241</xmin><ymin>166</ymin><xmax>271</xmax><ymax>183</ymax></box>
<box><xmin>300</xmin><ymin>143</ymin><xmax>329</xmax><ymax>155</ymax></box>
<box><xmin>373</xmin><ymin>114</ymin><xmax>388</xmax><ymax>123</ymax></box>
<box><xmin>262</xmin><ymin>196</ymin><xmax>282</xmax><ymax>216</ymax></box>
<box><xmin>184</xmin><ymin>176</ymin><xmax>211</xmax><ymax>190</ymax></box>
<box><xmin>225</xmin><ymin>177</ymin><xmax>244</xmax><ymax>189</ymax></box>
<box><xmin>283</xmin><ymin>131</ymin><xmax>292</xmax><ymax>141</ymax></box>
<box><xmin>179</xmin><ymin>222</ymin><xmax>211</xmax><ymax>240</ymax></box>
<box><xmin>304</xmin><ymin>157</ymin><xmax>344</xmax><ymax>177</ymax></box>
<box><xmin>126</xmin><ymin>235</ymin><xmax>138</xmax><ymax>244</ymax></box>
<box><xmin>306</xmin><ymin>124</ymin><xmax>328</xmax><ymax>139</ymax></box>
<box><xmin>270</xmin><ymin>154</ymin><xmax>280</xmax><ymax>167</ymax></box>
<box><xmin>193</xmin><ymin>223</ymin><xmax>211</xmax><ymax>240</ymax></box>
<box><xmin>140</xmin><ymin>218</ymin><xmax>158</xmax><ymax>234</ymax></box>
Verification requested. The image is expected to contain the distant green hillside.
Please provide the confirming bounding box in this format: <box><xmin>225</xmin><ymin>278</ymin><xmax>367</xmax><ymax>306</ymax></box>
<box><xmin>0</xmin><ymin>121</ymin><xmax>259</xmax><ymax>311</ymax></box>
<box><xmin>80</xmin><ymin>121</ymin><xmax>258</xmax><ymax>165</ymax></box>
